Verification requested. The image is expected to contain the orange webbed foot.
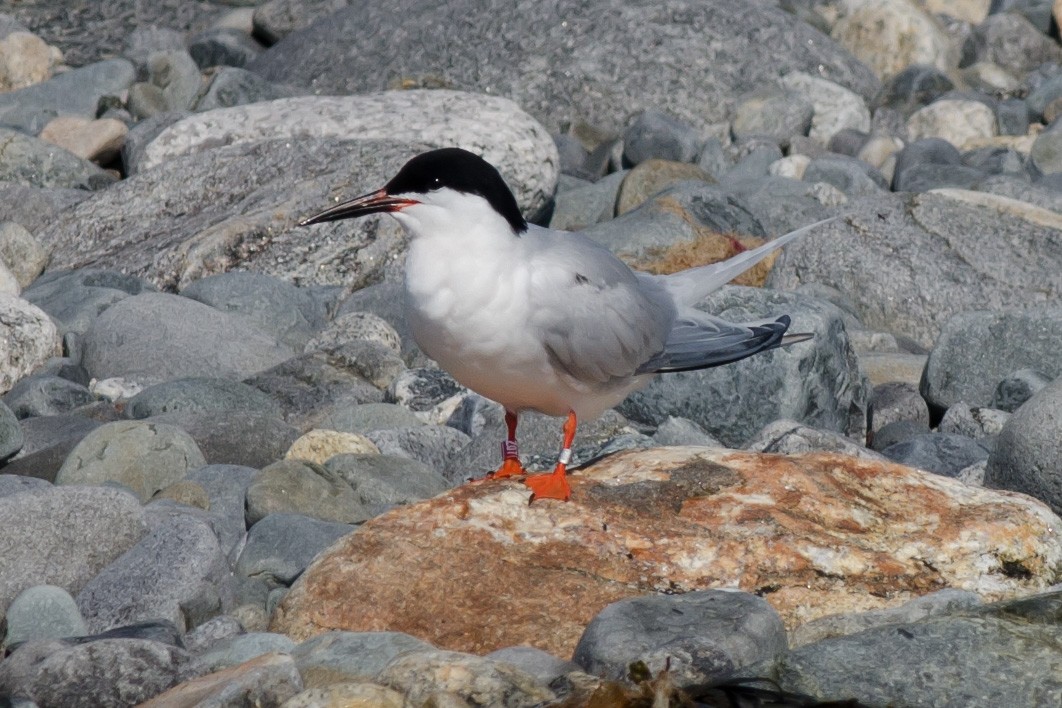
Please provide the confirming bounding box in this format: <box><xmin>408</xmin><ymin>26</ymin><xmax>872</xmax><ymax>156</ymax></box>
<box><xmin>524</xmin><ymin>467</ymin><xmax>571</xmax><ymax>503</ymax></box>
<box><xmin>489</xmin><ymin>457</ymin><xmax>527</xmax><ymax>480</ymax></box>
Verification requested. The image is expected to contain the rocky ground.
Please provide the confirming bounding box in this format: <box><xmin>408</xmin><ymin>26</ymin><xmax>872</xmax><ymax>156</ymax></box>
<box><xmin>0</xmin><ymin>0</ymin><xmax>1061</xmax><ymax>706</ymax></box>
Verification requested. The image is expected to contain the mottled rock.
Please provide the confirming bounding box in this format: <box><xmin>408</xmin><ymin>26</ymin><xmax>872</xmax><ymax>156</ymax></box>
<box><xmin>39</xmin><ymin>116</ymin><xmax>128</xmax><ymax>164</ymax></box>
<box><xmin>907</xmin><ymin>99</ymin><xmax>998</xmax><ymax>150</ymax></box>
<box><xmin>326</xmin><ymin>453</ymin><xmax>451</xmax><ymax>513</ymax></box>
<box><xmin>148</xmin><ymin>410</ymin><xmax>297</xmax><ymax>470</ymax></box>
<box><xmin>285</xmin><ymin>429</ymin><xmax>379</xmax><ymax>464</ymax></box>
<box><xmin>139</xmin><ymin>652</ymin><xmax>302</xmax><ymax>708</ymax></box>
<box><xmin>832</xmin><ymin>0</ymin><xmax>955</xmax><ymax>80</ymax></box>
<box><xmin>781</xmin><ymin>72</ymin><xmax>872</xmax><ymax>145</ymax></box>
<box><xmin>245</xmin><ymin>458</ymin><xmax>364</xmax><ymax>526</ymax></box>
<box><xmin>290</xmin><ymin>630</ymin><xmax>434</xmax><ymax>688</ymax></box>
<box><xmin>4</xmin><ymin>585</ymin><xmax>88</xmax><ymax>645</ymax></box>
<box><xmin>745</xmin><ymin>420</ymin><xmax>885</xmax><ymax>461</ymax></box>
<box><xmin>880</xmin><ymin>433</ymin><xmax>992</xmax><ymax>477</ymax></box>
<box><xmin>0</xmin><ymin>221</ymin><xmax>48</xmax><ymax>289</ymax></box>
<box><xmin>270</xmin><ymin>448</ymin><xmax>1061</xmax><ymax>656</ymax></box>
<box><xmin>236</xmin><ymin>513</ymin><xmax>353</xmax><ymax>587</ymax></box>
<box><xmin>0</xmin><ymin>59</ymin><xmax>135</xmax><ymax>134</ymax></box>
<box><xmin>622</xmin><ymin>110</ymin><xmax>702</xmax><ymax>166</ymax></box>
<box><xmin>615</xmin><ymin>159</ymin><xmax>712</xmax><ymax>214</ymax></box>
<box><xmin>376</xmin><ymin>649</ymin><xmax>555</xmax><ymax>707</ymax></box>
<box><xmin>127</xmin><ymin>377</ymin><xmax>281</xmax><ymax>419</ymax></box>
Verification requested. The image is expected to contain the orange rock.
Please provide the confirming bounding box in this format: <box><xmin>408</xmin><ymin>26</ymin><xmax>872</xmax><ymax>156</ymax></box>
<box><xmin>270</xmin><ymin>447</ymin><xmax>1062</xmax><ymax>657</ymax></box>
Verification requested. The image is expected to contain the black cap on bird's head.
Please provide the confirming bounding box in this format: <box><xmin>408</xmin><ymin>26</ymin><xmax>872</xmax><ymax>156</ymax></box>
<box><xmin>299</xmin><ymin>147</ymin><xmax>528</xmax><ymax>233</ymax></box>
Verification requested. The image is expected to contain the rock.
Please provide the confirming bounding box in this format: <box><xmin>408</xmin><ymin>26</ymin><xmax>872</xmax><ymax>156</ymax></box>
<box><xmin>191</xmin><ymin>633</ymin><xmax>297</xmax><ymax>674</ymax></box>
<box><xmin>0</xmin><ymin>222</ymin><xmax>48</xmax><ymax>289</ymax></box>
<box><xmin>832</xmin><ymin>0</ymin><xmax>955</xmax><ymax>81</ymax></box>
<box><xmin>861</xmin><ymin>351</ymin><xmax>930</xmax><ymax>386</ymax></box>
<box><xmin>573</xmin><ymin>590</ymin><xmax>786</xmax><ymax>686</ymax></box>
<box><xmin>0</xmin><ymin>127</ymin><xmax>116</xmax><ymax>190</ymax></box>
<box><xmin>180</xmin><ymin>271</ymin><xmax>329</xmax><ymax>350</ymax></box>
<box><xmin>0</xmin><ymin>485</ymin><xmax>146</xmax><ymax>618</ymax></box>
<box><xmin>875</xmin><ymin>64</ymin><xmax>955</xmax><ymax>115</ymax></box>
<box><xmin>75</xmin><ymin>512</ymin><xmax>227</xmax><ymax>633</ymax></box>
<box><xmin>967</xmin><ymin>12</ymin><xmax>1061</xmax><ymax>76</ymax></box>
<box><xmin>723</xmin><ymin>175</ymin><xmax>838</xmax><ymax>236</ymax></box>
<box><xmin>618</xmin><ymin>287</ymin><xmax>868</xmax><ymax>447</ymax></box>
<box><xmin>985</xmin><ymin>376</ymin><xmax>1062</xmax><ymax>514</ymax></box>
<box><xmin>961</xmin><ymin>60</ymin><xmax>1020</xmax><ymax>95</ymax></box>
<box><xmin>615</xmin><ymin>159</ymin><xmax>712</xmax><ymax>214</ymax></box>
<box><xmin>365</xmin><ymin>425</ymin><xmax>470</xmax><ymax>478</ymax></box>
<box><xmin>1</xmin><ymin>374</ymin><xmax>96</xmax><ymax>418</ymax></box>
<box><xmin>144</xmin><ymin>50</ymin><xmax>204</xmax><ymax>113</ymax></box>
<box><xmin>55</xmin><ymin>421</ymin><xmax>207</xmax><ymax>502</ymax></box>
<box><xmin>770</xmin><ymin>594</ymin><xmax>1062</xmax><ymax>707</ymax></box>
<box><xmin>939</xmin><ymin>403</ymin><xmax>1010</xmax><ymax>439</ymax></box>
<box><xmin>123</xmin><ymin>26</ymin><xmax>186</xmax><ymax>76</ymax></box>
<box><xmin>188</xmin><ymin>28</ymin><xmax>262</xmax><ymax>69</ymax></box>
<box><xmin>245</xmin><ymin>458</ymin><xmax>365</xmax><ymax>526</ymax></box>
<box><xmin>730</xmin><ymin>89</ymin><xmax>814</xmax><ymax>144</ymax></box>
<box><xmin>252</xmin><ymin>0</ymin><xmax>349</xmax><ymax>44</ymax></box>
<box><xmin>148</xmin><ymin>410</ymin><xmax>297</xmax><ymax>470</ymax></box>
<box><xmin>325</xmin><ymin>453</ymin><xmax>452</xmax><ymax>513</ymax></box>
<box><xmin>376</xmin><ymin>649</ymin><xmax>555</xmax><ymax>707</ymax></box>
<box><xmin>920</xmin><ymin>308</ymin><xmax>1062</xmax><ymax>412</ymax></box>
<box><xmin>622</xmin><ymin>110</ymin><xmax>702</xmax><ymax>166</ymax></box>
<box><xmin>907</xmin><ymin>99</ymin><xmax>998</xmax><ymax>150</ymax></box>
<box><xmin>880</xmin><ymin>433</ymin><xmax>993</xmax><ymax>477</ymax></box>
<box><xmin>4</xmin><ymin>585</ymin><xmax>88</xmax><ymax>645</ymax></box>
<box><xmin>243</xmin><ymin>353</ymin><xmax>383</xmax><ymax>429</ymax></box>
<box><xmin>281</xmin><ymin>682</ymin><xmax>405</xmax><ymax>708</ymax></box>
<box><xmin>315</xmin><ymin>402</ymin><xmax>425</xmax><ymax>435</ymax></box>
<box><xmin>768</xmin><ymin>155</ymin><xmax>811</xmax><ymax>180</ymax></box>
<box><xmin>3</xmin><ymin>412</ymin><xmax>106</xmax><ymax>482</ymax></box>
<box><xmin>485</xmin><ymin>646</ymin><xmax>580</xmax><ymax>685</ymax></box>
<box><xmin>0</xmin><ymin>31</ymin><xmax>62</xmax><ymax>91</ymax></box>
<box><xmin>868</xmin><ymin>381</ymin><xmax>930</xmax><ymax>434</ymax></box>
<box><xmin>236</xmin><ymin>513</ymin><xmax>353</xmax><ymax>588</ymax></box>
<box><xmin>891</xmin><ymin>136</ymin><xmax>982</xmax><ymax>191</ymax></box>
<box><xmin>138</xmin><ymin>91</ymin><xmax>556</xmax><ymax>219</ymax></box>
<box><xmin>802</xmin><ymin>155</ymin><xmax>888</xmax><ymax>196</ymax></box>
<box><xmin>870</xmin><ymin>419</ymin><xmax>929</xmax><ymax>452</ymax></box>
<box><xmin>0</xmin><ymin>473</ymin><xmax>49</xmax><ymax>495</ymax></box>
<box><xmin>269</xmin><ymin>447</ymin><xmax>1061</xmax><ymax>655</ymax></box>
<box><xmin>0</xmin><ymin>638</ymin><xmax>191</xmax><ymax>707</ymax></box>
<box><xmin>247</xmin><ymin>1</ymin><xmax>878</xmax><ymax>136</ymax></box>
<box><xmin>291</xmin><ymin>630</ymin><xmax>434</xmax><ymax>687</ymax></box>
<box><xmin>651</xmin><ymin>416</ymin><xmax>722</xmax><ymax>448</ymax></box>
<box><xmin>0</xmin><ymin>399</ymin><xmax>21</xmax><ymax>458</ymax></box>
<box><xmin>722</xmin><ymin>140</ymin><xmax>784</xmax><ymax>184</ymax></box>
<box><xmin>996</xmin><ymin>98</ymin><xmax>1030</xmax><ymax>136</ymax></box>
<box><xmin>182</xmin><ymin>615</ymin><xmax>244</xmax><ymax>655</ymax></box>
<box><xmin>21</xmin><ymin>268</ymin><xmax>151</xmax><ymax>337</ymax></box>
<box><xmin>768</xmin><ymin>192</ymin><xmax>1062</xmax><ymax>349</ymax></box>
<box><xmin>993</xmin><ymin>368</ymin><xmax>1050</xmax><ymax>412</ymax></box>
<box><xmin>781</xmin><ymin>72</ymin><xmax>872</xmax><ymax>145</ymax></box>
<box><xmin>81</xmin><ymin>293</ymin><xmax>295</xmax><ymax>388</ymax></box>
<box><xmin>182</xmin><ymin>463</ymin><xmax>257</xmax><ymax>551</ymax></box>
<box><xmin>307</xmin><ymin>312</ymin><xmax>401</xmax><ymax>356</ymax></box>
<box><xmin>744</xmin><ymin>420</ymin><xmax>886</xmax><ymax>461</ymax></box>
<box><xmin>1030</xmin><ymin>128</ymin><xmax>1062</xmax><ymax>176</ymax></box>
<box><xmin>0</xmin><ymin>59</ymin><xmax>135</xmax><ymax>134</ymax></box>
<box><xmin>193</xmin><ymin>66</ymin><xmax>299</xmax><ymax>112</ymax></box>
<box><xmin>127</xmin><ymin>377</ymin><xmax>282</xmax><ymax>419</ymax></box>
<box><xmin>285</xmin><ymin>429</ymin><xmax>379</xmax><ymax>464</ymax></box>
<box><xmin>39</xmin><ymin>116</ymin><xmax>128</xmax><ymax>164</ymax></box>
<box><xmin>139</xmin><ymin>652</ymin><xmax>302</xmax><ymax>708</ymax></box>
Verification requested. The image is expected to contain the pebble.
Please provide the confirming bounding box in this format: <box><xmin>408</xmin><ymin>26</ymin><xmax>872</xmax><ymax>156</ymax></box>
<box><xmin>1</xmin><ymin>4</ymin><xmax>1061</xmax><ymax>705</ymax></box>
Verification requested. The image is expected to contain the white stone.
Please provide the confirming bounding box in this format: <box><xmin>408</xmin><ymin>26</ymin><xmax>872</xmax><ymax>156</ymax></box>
<box><xmin>782</xmin><ymin>72</ymin><xmax>871</xmax><ymax>145</ymax></box>
<box><xmin>768</xmin><ymin>154</ymin><xmax>811</xmax><ymax>180</ymax></box>
<box><xmin>0</xmin><ymin>32</ymin><xmax>63</xmax><ymax>92</ymax></box>
<box><xmin>139</xmin><ymin>90</ymin><xmax>559</xmax><ymax>217</ymax></box>
<box><xmin>285</xmin><ymin>429</ymin><xmax>380</xmax><ymax>464</ymax></box>
<box><xmin>0</xmin><ymin>294</ymin><xmax>61</xmax><ymax>394</ymax></box>
<box><xmin>907</xmin><ymin>99</ymin><xmax>998</xmax><ymax>150</ymax></box>
<box><xmin>833</xmin><ymin>0</ymin><xmax>956</xmax><ymax>80</ymax></box>
<box><xmin>0</xmin><ymin>221</ymin><xmax>49</xmax><ymax>288</ymax></box>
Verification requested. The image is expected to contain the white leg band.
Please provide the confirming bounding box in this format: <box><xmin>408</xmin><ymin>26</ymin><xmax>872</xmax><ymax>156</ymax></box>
<box><xmin>557</xmin><ymin>448</ymin><xmax>572</xmax><ymax>465</ymax></box>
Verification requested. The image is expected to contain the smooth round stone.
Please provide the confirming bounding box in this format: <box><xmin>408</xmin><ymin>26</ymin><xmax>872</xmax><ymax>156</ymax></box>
<box><xmin>146</xmin><ymin>50</ymin><xmax>202</xmax><ymax>112</ymax></box>
<box><xmin>0</xmin><ymin>294</ymin><xmax>61</xmax><ymax>396</ymax></box>
<box><xmin>315</xmin><ymin>402</ymin><xmax>425</xmax><ymax>435</ymax></box>
<box><xmin>967</xmin><ymin>13</ymin><xmax>1062</xmax><ymax>76</ymax></box>
<box><xmin>147</xmin><ymin>410</ymin><xmax>297</xmax><ymax>470</ymax></box>
<box><xmin>616</xmin><ymin>158</ymin><xmax>712</xmax><ymax>214</ymax></box>
<box><xmin>39</xmin><ymin>116</ymin><xmax>128</xmax><ymax>163</ymax></box>
<box><xmin>55</xmin><ymin>420</ymin><xmax>207</xmax><ymax>502</ymax></box>
<box><xmin>235</xmin><ymin>512</ymin><xmax>354</xmax><ymax>587</ymax></box>
<box><xmin>906</xmin><ymin>99</ymin><xmax>998</xmax><ymax>151</ymax></box>
<box><xmin>192</xmin><ymin>632</ymin><xmax>296</xmax><ymax>674</ymax></box>
<box><xmin>869</xmin><ymin>381</ymin><xmax>930</xmax><ymax>434</ymax></box>
<box><xmin>831</xmin><ymin>0</ymin><xmax>953</xmax><ymax>81</ymax></box>
<box><xmin>622</xmin><ymin>109</ymin><xmax>703</xmax><ymax>165</ymax></box>
<box><xmin>1029</xmin><ymin>129</ymin><xmax>1062</xmax><ymax>176</ymax></box>
<box><xmin>5</xmin><ymin>585</ymin><xmax>88</xmax><ymax>645</ymax></box>
<box><xmin>722</xmin><ymin>141</ymin><xmax>784</xmax><ymax>183</ymax></box>
<box><xmin>652</xmin><ymin>416</ymin><xmax>722</xmax><ymax>447</ymax></box>
<box><xmin>2</xmin><ymin>374</ymin><xmax>96</xmax><ymax>419</ymax></box>
<box><xmin>245</xmin><ymin>458</ymin><xmax>365</xmax><ymax>525</ymax></box>
<box><xmin>365</xmin><ymin>425</ymin><xmax>471</xmax><ymax>480</ymax></box>
<box><xmin>939</xmin><ymin>403</ymin><xmax>1009</xmax><ymax>440</ymax></box>
<box><xmin>875</xmin><ymin>64</ymin><xmax>954</xmax><ymax>115</ymax></box>
<box><xmin>0</xmin><ymin>398</ymin><xmax>22</xmax><ymax>460</ymax></box>
<box><xmin>325</xmin><ymin>453</ymin><xmax>451</xmax><ymax>511</ymax></box>
<box><xmin>485</xmin><ymin>646</ymin><xmax>581</xmax><ymax>685</ymax></box>
<box><xmin>782</xmin><ymin>72</ymin><xmax>871</xmax><ymax>144</ymax></box>
<box><xmin>880</xmin><ymin>433</ymin><xmax>992</xmax><ymax>477</ymax></box>
<box><xmin>285</xmin><ymin>429</ymin><xmax>379</xmax><ymax>464</ymax></box>
<box><xmin>730</xmin><ymin>89</ymin><xmax>814</xmax><ymax>143</ymax></box>
<box><xmin>0</xmin><ymin>221</ymin><xmax>48</xmax><ymax>289</ymax></box>
<box><xmin>126</xmin><ymin>377</ymin><xmax>281</xmax><ymax>419</ymax></box>
<box><xmin>993</xmin><ymin>369</ymin><xmax>1051</xmax><ymax>412</ymax></box>
<box><xmin>307</xmin><ymin>312</ymin><xmax>401</xmax><ymax>355</ymax></box>
<box><xmin>803</xmin><ymin>155</ymin><xmax>888</xmax><ymax>196</ymax></box>
<box><xmin>996</xmin><ymin>99</ymin><xmax>1030</xmax><ymax>136</ymax></box>
<box><xmin>548</xmin><ymin>169</ymin><xmax>627</xmax><ymax>231</ymax></box>
<box><xmin>194</xmin><ymin>66</ymin><xmax>297</xmax><ymax>112</ymax></box>
<box><xmin>291</xmin><ymin>631</ymin><xmax>435</xmax><ymax>687</ymax></box>
<box><xmin>188</xmin><ymin>27</ymin><xmax>262</xmax><ymax>69</ymax></box>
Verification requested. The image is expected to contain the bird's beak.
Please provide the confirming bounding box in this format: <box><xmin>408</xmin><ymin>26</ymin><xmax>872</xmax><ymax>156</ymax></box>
<box><xmin>298</xmin><ymin>189</ymin><xmax>419</xmax><ymax>226</ymax></box>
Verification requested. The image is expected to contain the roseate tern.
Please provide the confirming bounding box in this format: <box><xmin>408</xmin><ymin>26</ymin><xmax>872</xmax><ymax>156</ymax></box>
<box><xmin>301</xmin><ymin>147</ymin><xmax>830</xmax><ymax>502</ymax></box>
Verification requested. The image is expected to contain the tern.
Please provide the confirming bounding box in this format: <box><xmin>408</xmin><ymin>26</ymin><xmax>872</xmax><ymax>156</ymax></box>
<box><xmin>301</xmin><ymin>147</ymin><xmax>829</xmax><ymax>502</ymax></box>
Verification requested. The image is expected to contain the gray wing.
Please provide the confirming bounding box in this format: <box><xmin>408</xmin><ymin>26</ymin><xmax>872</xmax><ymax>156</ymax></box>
<box><xmin>636</xmin><ymin>310</ymin><xmax>792</xmax><ymax>374</ymax></box>
<box><xmin>523</xmin><ymin>227</ymin><xmax>674</xmax><ymax>385</ymax></box>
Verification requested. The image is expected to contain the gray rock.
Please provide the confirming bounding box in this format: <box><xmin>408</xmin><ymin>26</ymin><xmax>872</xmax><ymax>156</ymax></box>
<box><xmin>127</xmin><ymin>81</ymin><xmax>170</xmax><ymax>119</ymax></box>
<box><xmin>252</xmin><ymin>0</ymin><xmax>351</xmax><ymax>44</ymax></box>
<box><xmin>0</xmin><ymin>128</ymin><xmax>115</xmax><ymax>191</ymax></box>
<box><xmin>182</xmin><ymin>614</ymin><xmax>244</xmax><ymax>654</ymax></box>
<box><xmin>326</xmin><ymin>453</ymin><xmax>452</xmax><ymax>512</ymax></box>
<box><xmin>485</xmin><ymin>645</ymin><xmax>581</xmax><ymax>685</ymax></box>
<box><xmin>696</xmin><ymin>137</ymin><xmax>731</xmax><ymax>181</ymax></box>
<box><xmin>0</xmin><ymin>182</ymin><xmax>89</xmax><ymax>237</ymax></box>
<box><xmin>55</xmin><ymin>420</ymin><xmax>207</xmax><ymax>502</ymax></box>
<box><xmin>939</xmin><ymin>402</ymin><xmax>1009</xmax><ymax>440</ymax></box>
<box><xmin>993</xmin><ymin>368</ymin><xmax>1050</xmax><ymax>412</ymax></box>
<box><xmin>721</xmin><ymin>141</ymin><xmax>784</xmax><ymax>184</ymax></box>
<box><xmin>622</xmin><ymin>110</ymin><xmax>702</xmax><ymax>165</ymax></box>
<box><xmin>245</xmin><ymin>458</ymin><xmax>363</xmax><ymax>526</ymax></box>
<box><xmin>0</xmin><ymin>398</ymin><xmax>21</xmax><ymax>459</ymax></box>
<box><xmin>573</xmin><ymin>590</ymin><xmax>787</xmax><ymax>687</ymax></box>
<box><xmin>0</xmin><ymin>638</ymin><xmax>191</xmax><ymax>707</ymax></box>
<box><xmin>548</xmin><ymin>169</ymin><xmax>626</xmax><ymax>231</ymax></box>
<box><xmin>123</xmin><ymin>26</ymin><xmax>186</xmax><ymax>78</ymax></box>
<box><xmin>874</xmin><ymin>64</ymin><xmax>954</xmax><ymax>116</ymax></box>
<box><xmin>1030</xmin><ymin>129</ymin><xmax>1062</xmax><ymax>176</ymax></box>
<box><xmin>921</xmin><ymin>308</ymin><xmax>1062</xmax><ymax>412</ymax></box>
<box><xmin>771</xmin><ymin>606</ymin><xmax>1062</xmax><ymax>707</ymax></box>
<box><xmin>193</xmin><ymin>66</ymin><xmax>300</xmax><ymax>112</ymax></box>
<box><xmin>870</xmin><ymin>419</ymin><xmax>928</xmax><ymax>451</ymax></box>
<box><xmin>554</xmin><ymin>134</ymin><xmax>590</xmax><ymax>176</ymax></box>
<box><xmin>308</xmin><ymin>312</ymin><xmax>401</xmax><ymax>355</ymax></box>
<box><xmin>985</xmin><ymin>376</ymin><xmax>1062</xmax><ymax>514</ymax></box>
<box><xmin>312</xmin><ymin>338</ymin><xmax>406</xmax><ymax>391</ymax></box>
<box><xmin>181</xmin><ymin>271</ymin><xmax>328</xmax><ymax>350</ymax></box>
<box><xmin>290</xmin><ymin>630</ymin><xmax>435</xmax><ymax>684</ymax></box>
<box><xmin>235</xmin><ymin>512</ymin><xmax>353</xmax><ymax>587</ymax></box>
<box><xmin>145</xmin><ymin>49</ymin><xmax>203</xmax><ymax>113</ymax></box>
<box><xmin>880</xmin><ymin>433</ymin><xmax>993</xmax><ymax>477</ymax></box>
<box><xmin>803</xmin><ymin>155</ymin><xmax>888</xmax><ymax>196</ymax></box>
<box><xmin>0</xmin><ymin>59</ymin><xmax>135</xmax><ymax>133</ymax></box>
<box><xmin>75</xmin><ymin>512</ymin><xmax>228</xmax><ymax>633</ymax></box>
<box><xmin>366</xmin><ymin>425</ymin><xmax>471</xmax><ymax>477</ymax></box>
<box><xmin>316</xmin><ymin>402</ymin><xmax>425</xmax><ymax>435</ymax></box>
<box><xmin>21</xmin><ymin>268</ymin><xmax>151</xmax><ymax>338</ymax></box>
<box><xmin>191</xmin><ymin>631</ymin><xmax>296</xmax><ymax>673</ymax></box>
<box><xmin>4</xmin><ymin>413</ymin><xmax>106</xmax><ymax>482</ymax></box>
<box><xmin>745</xmin><ymin>420</ymin><xmax>885</xmax><ymax>461</ymax></box>
<box><xmin>39</xmin><ymin>138</ymin><xmax>431</xmax><ymax>292</ymax></box>
<box><xmin>721</xmin><ymin>176</ymin><xmax>836</xmax><ymax>237</ymax></box>
<box><xmin>967</xmin><ymin>12</ymin><xmax>1062</xmax><ymax>76</ymax></box>
<box><xmin>127</xmin><ymin>377</ymin><xmax>282</xmax><ymax>420</ymax></box>
<box><xmin>731</xmin><ymin>89</ymin><xmax>814</xmax><ymax>144</ymax></box>
<box><xmin>651</xmin><ymin>416</ymin><xmax>723</xmax><ymax>448</ymax></box>
<box><xmin>997</xmin><ymin>98</ymin><xmax>1030</xmax><ymax>136</ymax></box>
<box><xmin>184</xmin><ymin>463</ymin><xmax>259</xmax><ymax>558</ymax></box>
<box><xmin>248</xmin><ymin>0</ymin><xmax>878</xmax><ymax>136</ymax></box>
<box><xmin>789</xmin><ymin>588</ymin><xmax>983</xmax><ymax>647</ymax></box>
<box><xmin>378</xmin><ymin>648</ymin><xmax>554</xmax><ymax>707</ymax></box>
<box><xmin>385</xmin><ymin>367</ymin><xmax>467</xmax><ymax>417</ymax></box>
<box><xmin>243</xmin><ymin>353</ymin><xmax>383</xmax><ymax>429</ymax></box>
<box><xmin>962</xmin><ymin>146</ymin><xmax>1029</xmax><ymax>180</ymax></box>
<box><xmin>120</xmin><ymin>109</ymin><xmax>189</xmax><ymax>175</ymax></box>
<box><xmin>4</xmin><ymin>585</ymin><xmax>88</xmax><ymax>645</ymax></box>
<box><xmin>81</xmin><ymin>292</ymin><xmax>295</xmax><ymax>388</ymax></box>
<box><xmin>827</xmin><ymin>128</ymin><xmax>870</xmax><ymax>157</ymax></box>
<box><xmin>0</xmin><ymin>221</ymin><xmax>48</xmax><ymax>289</ymax></box>
<box><xmin>0</xmin><ymin>294</ymin><xmax>60</xmax><ymax>396</ymax></box>
<box><xmin>189</xmin><ymin>28</ymin><xmax>263</xmax><ymax>69</ymax></box>
<box><xmin>0</xmin><ymin>473</ymin><xmax>50</xmax><ymax>496</ymax></box>
<box><xmin>769</xmin><ymin>194</ymin><xmax>1062</xmax><ymax>350</ymax></box>
<box><xmin>782</xmin><ymin>72</ymin><xmax>872</xmax><ymax>145</ymax></box>
<box><xmin>1026</xmin><ymin>73</ymin><xmax>1062</xmax><ymax>122</ymax></box>
<box><xmin>868</xmin><ymin>381</ymin><xmax>930</xmax><ymax>435</ymax></box>
<box><xmin>619</xmin><ymin>287</ymin><xmax>868</xmax><ymax>447</ymax></box>
<box><xmin>0</xmin><ymin>486</ymin><xmax>146</xmax><ymax>619</ymax></box>
<box><xmin>2</xmin><ymin>375</ymin><xmax>96</xmax><ymax>419</ymax></box>
<box><xmin>148</xmin><ymin>410</ymin><xmax>297</xmax><ymax>470</ymax></box>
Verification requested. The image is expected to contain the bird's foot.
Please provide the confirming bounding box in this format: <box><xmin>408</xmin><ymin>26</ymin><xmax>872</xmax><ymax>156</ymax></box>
<box><xmin>488</xmin><ymin>457</ymin><xmax>527</xmax><ymax>479</ymax></box>
<box><xmin>525</xmin><ymin>466</ymin><xmax>571</xmax><ymax>503</ymax></box>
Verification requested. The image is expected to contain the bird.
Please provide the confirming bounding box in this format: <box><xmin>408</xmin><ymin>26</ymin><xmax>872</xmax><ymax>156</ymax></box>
<box><xmin>300</xmin><ymin>147</ymin><xmax>831</xmax><ymax>503</ymax></box>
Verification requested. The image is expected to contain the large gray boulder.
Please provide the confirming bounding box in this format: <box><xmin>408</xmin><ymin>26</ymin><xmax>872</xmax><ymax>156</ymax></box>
<box><xmin>247</xmin><ymin>0</ymin><xmax>879</xmax><ymax>135</ymax></box>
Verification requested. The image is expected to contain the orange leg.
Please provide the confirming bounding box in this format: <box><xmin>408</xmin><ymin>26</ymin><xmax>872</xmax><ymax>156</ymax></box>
<box><xmin>489</xmin><ymin>409</ymin><xmax>526</xmax><ymax>479</ymax></box>
<box><xmin>525</xmin><ymin>410</ymin><xmax>576</xmax><ymax>503</ymax></box>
